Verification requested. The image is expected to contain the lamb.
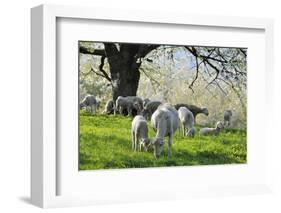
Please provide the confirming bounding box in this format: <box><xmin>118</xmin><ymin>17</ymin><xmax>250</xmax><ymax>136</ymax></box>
<box><xmin>174</xmin><ymin>103</ymin><xmax>209</xmax><ymax>122</ymax></box>
<box><xmin>131</xmin><ymin>115</ymin><xmax>151</xmax><ymax>151</ymax></box>
<box><xmin>115</xmin><ymin>96</ymin><xmax>134</xmax><ymax>116</ymax></box>
<box><xmin>199</xmin><ymin>121</ymin><xmax>224</xmax><ymax>136</ymax></box>
<box><xmin>187</xmin><ymin>127</ymin><xmax>196</xmax><ymax>137</ymax></box>
<box><xmin>80</xmin><ymin>94</ymin><xmax>99</xmax><ymax>115</ymax></box>
<box><xmin>151</xmin><ymin>104</ymin><xmax>179</xmax><ymax>157</ymax></box>
<box><xmin>223</xmin><ymin>110</ymin><xmax>233</xmax><ymax>127</ymax></box>
<box><xmin>115</xmin><ymin>96</ymin><xmax>142</xmax><ymax>116</ymax></box>
<box><xmin>102</xmin><ymin>99</ymin><xmax>115</xmax><ymax>114</ymax></box>
<box><xmin>125</xmin><ymin>96</ymin><xmax>144</xmax><ymax>111</ymax></box>
<box><xmin>178</xmin><ymin>107</ymin><xmax>195</xmax><ymax>137</ymax></box>
<box><xmin>142</xmin><ymin>100</ymin><xmax>162</xmax><ymax>120</ymax></box>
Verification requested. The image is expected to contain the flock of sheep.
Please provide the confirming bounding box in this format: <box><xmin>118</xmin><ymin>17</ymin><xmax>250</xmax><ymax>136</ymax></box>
<box><xmin>80</xmin><ymin>94</ymin><xmax>233</xmax><ymax>158</ymax></box>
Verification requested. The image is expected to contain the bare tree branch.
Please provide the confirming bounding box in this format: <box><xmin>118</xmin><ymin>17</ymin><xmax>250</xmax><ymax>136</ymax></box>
<box><xmin>139</xmin><ymin>67</ymin><xmax>160</xmax><ymax>87</ymax></box>
<box><xmin>239</xmin><ymin>48</ymin><xmax>247</xmax><ymax>57</ymax></box>
<box><xmin>136</xmin><ymin>44</ymin><xmax>161</xmax><ymax>59</ymax></box>
<box><xmin>79</xmin><ymin>46</ymin><xmax>106</xmax><ymax>56</ymax></box>
<box><xmin>97</xmin><ymin>56</ymin><xmax>111</xmax><ymax>82</ymax></box>
<box><xmin>189</xmin><ymin>56</ymin><xmax>200</xmax><ymax>92</ymax></box>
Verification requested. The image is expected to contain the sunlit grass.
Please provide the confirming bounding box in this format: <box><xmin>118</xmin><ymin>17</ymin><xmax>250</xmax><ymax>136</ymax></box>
<box><xmin>79</xmin><ymin>111</ymin><xmax>247</xmax><ymax>170</ymax></box>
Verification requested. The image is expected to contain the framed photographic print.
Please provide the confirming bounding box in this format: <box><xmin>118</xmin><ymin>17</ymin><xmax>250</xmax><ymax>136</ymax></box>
<box><xmin>31</xmin><ymin>4</ymin><xmax>274</xmax><ymax>208</ymax></box>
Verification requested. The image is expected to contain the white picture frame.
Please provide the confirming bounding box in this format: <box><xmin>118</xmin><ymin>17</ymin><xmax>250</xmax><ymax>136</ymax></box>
<box><xmin>31</xmin><ymin>4</ymin><xmax>274</xmax><ymax>208</ymax></box>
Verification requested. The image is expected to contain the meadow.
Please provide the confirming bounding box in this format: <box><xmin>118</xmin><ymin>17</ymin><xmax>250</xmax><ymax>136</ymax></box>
<box><xmin>79</xmin><ymin>110</ymin><xmax>247</xmax><ymax>170</ymax></box>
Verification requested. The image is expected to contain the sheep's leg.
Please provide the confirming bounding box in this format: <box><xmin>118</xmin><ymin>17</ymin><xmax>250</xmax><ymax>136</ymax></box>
<box><xmin>139</xmin><ymin>140</ymin><xmax>142</xmax><ymax>151</ymax></box>
<box><xmin>184</xmin><ymin>126</ymin><xmax>189</xmax><ymax>136</ymax></box>
<box><xmin>128</xmin><ymin>107</ymin><xmax>132</xmax><ymax>117</ymax></box>
<box><xmin>93</xmin><ymin>105</ymin><xmax>96</xmax><ymax>115</ymax></box>
<box><xmin>114</xmin><ymin>106</ymin><xmax>117</xmax><ymax>115</ymax></box>
<box><xmin>131</xmin><ymin>131</ymin><xmax>135</xmax><ymax>150</ymax></box>
<box><xmin>134</xmin><ymin>135</ymin><xmax>138</xmax><ymax>151</ymax></box>
<box><xmin>178</xmin><ymin>122</ymin><xmax>181</xmax><ymax>137</ymax></box>
<box><xmin>119</xmin><ymin>107</ymin><xmax>121</xmax><ymax>115</ymax></box>
<box><xmin>168</xmin><ymin>133</ymin><xmax>172</xmax><ymax>157</ymax></box>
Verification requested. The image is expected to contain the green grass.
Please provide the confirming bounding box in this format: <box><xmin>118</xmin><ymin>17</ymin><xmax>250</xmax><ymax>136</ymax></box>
<box><xmin>79</xmin><ymin>110</ymin><xmax>247</xmax><ymax>170</ymax></box>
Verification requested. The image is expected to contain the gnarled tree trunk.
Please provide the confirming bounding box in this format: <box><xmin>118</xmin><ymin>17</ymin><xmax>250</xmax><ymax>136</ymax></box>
<box><xmin>80</xmin><ymin>43</ymin><xmax>159</xmax><ymax>101</ymax></box>
<box><xmin>105</xmin><ymin>43</ymin><xmax>141</xmax><ymax>101</ymax></box>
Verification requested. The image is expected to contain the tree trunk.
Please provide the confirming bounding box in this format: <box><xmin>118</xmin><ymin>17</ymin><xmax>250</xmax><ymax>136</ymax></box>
<box><xmin>80</xmin><ymin>43</ymin><xmax>159</xmax><ymax>102</ymax></box>
<box><xmin>107</xmin><ymin>55</ymin><xmax>141</xmax><ymax>101</ymax></box>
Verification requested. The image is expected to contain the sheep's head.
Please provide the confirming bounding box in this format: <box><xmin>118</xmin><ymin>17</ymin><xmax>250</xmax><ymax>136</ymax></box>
<box><xmin>109</xmin><ymin>100</ymin><xmax>114</xmax><ymax>107</ymax></box>
<box><xmin>140</xmin><ymin>138</ymin><xmax>151</xmax><ymax>151</ymax></box>
<box><xmin>202</xmin><ymin>108</ymin><xmax>209</xmax><ymax>116</ymax></box>
<box><xmin>133</xmin><ymin>102</ymin><xmax>142</xmax><ymax>114</ymax></box>
<box><xmin>187</xmin><ymin>127</ymin><xmax>196</xmax><ymax>137</ymax></box>
<box><xmin>79</xmin><ymin>102</ymin><xmax>85</xmax><ymax>109</ymax></box>
<box><xmin>152</xmin><ymin>138</ymin><xmax>165</xmax><ymax>158</ymax></box>
<box><xmin>216</xmin><ymin>121</ymin><xmax>224</xmax><ymax>129</ymax></box>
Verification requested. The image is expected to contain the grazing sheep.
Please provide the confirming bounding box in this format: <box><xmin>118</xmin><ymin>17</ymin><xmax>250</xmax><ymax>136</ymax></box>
<box><xmin>80</xmin><ymin>94</ymin><xmax>98</xmax><ymax>115</ymax></box>
<box><xmin>142</xmin><ymin>101</ymin><xmax>162</xmax><ymax>120</ymax></box>
<box><xmin>115</xmin><ymin>96</ymin><xmax>134</xmax><ymax>116</ymax></box>
<box><xmin>187</xmin><ymin>127</ymin><xmax>196</xmax><ymax>137</ymax></box>
<box><xmin>174</xmin><ymin>103</ymin><xmax>209</xmax><ymax>122</ymax></box>
<box><xmin>143</xmin><ymin>98</ymin><xmax>151</xmax><ymax>108</ymax></box>
<box><xmin>115</xmin><ymin>96</ymin><xmax>143</xmax><ymax>116</ymax></box>
<box><xmin>131</xmin><ymin>115</ymin><xmax>151</xmax><ymax>151</ymax></box>
<box><xmin>151</xmin><ymin>104</ymin><xmax>179</xmax><ymax>157</ymax></box>
<box><xmin>199</xmin><ymin>121</ymin><xmax>224</xmax><ymax>136</ymax></box>
<box><xmin>178</xmin><ymin>107</ymin><xmax>195</xmax><ymax>137</ymax></box>
<box><xmin>125</xmin><ymin>96</ymin><xmax>144</xmax><ymax>111</ymax></box>
<box><xmin>223</xmin><ymin>110</ymin><xmax>233</xmax><ymax>127</ymax></box>
<box><xmin>102</xmin><ymin>99</ymin><xmax>115</xmax><ymax>114</ymax></box>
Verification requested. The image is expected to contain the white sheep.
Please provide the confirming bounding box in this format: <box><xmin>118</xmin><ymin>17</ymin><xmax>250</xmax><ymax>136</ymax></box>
<box><xmin>131</xmin><ymin>115</ymin><xmax>151</xmax><ymax>151</ymax></box>
<box><xmin>178</xmin><ymin>107</ymin><xmax>195</xmax><ymax>137</ymax></box>
<box><xmin>102</xmin><ymin>99</ymin><xmax>115</xmax><ymax>114</ymax></box>
<box><xmin>174</xmin><ymin>103</ymin><xmax>209</xmax><ymax>123</ymax></box>
<box><xmin>187</xmin><ymin>127</ymin><xmax>196</xmax><ymax>137</ymax></box>
<box><xmin>199</xmin><ymin>121</ymin><xmax>224</xmax><ymax>136</ymax></box>
<box><xmin>115</xmin><ymin>96</ymin><xmax>134</xmax><ymax>116</ymax></box>
<box><xmin>115</xmin><ymin>96</ymin><xmax>142</xmax><ymax>116</ymax></box>
<box><xmin>151</xmin><ymin>104</ymin><xmax>179</xmax><ymax>157</ymax></box>
<box><xmin>80</xmin><ymin>94</ymin><xmax>99</xmax><ymax>115</ymax></box>
<box><xmin>125</xmin><ymin>96</ymin><xmax>144</xmax><ymax>111</ymax></box>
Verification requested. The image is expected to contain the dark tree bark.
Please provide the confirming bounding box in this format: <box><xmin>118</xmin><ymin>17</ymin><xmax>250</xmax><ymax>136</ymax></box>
<box><xmin>103</xmin><ymin>43</ymin><xmax>141</xmax><ymax>100</ymax></box>
<box><xmin>108</xmin><ymin>55</ymin><xmax>141</xmax><ymax>101</ymax></box>
<box><xmin>80</xmin><ymin>43</ymin><xmax>158</xmax><ymax>101</ymax></box>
